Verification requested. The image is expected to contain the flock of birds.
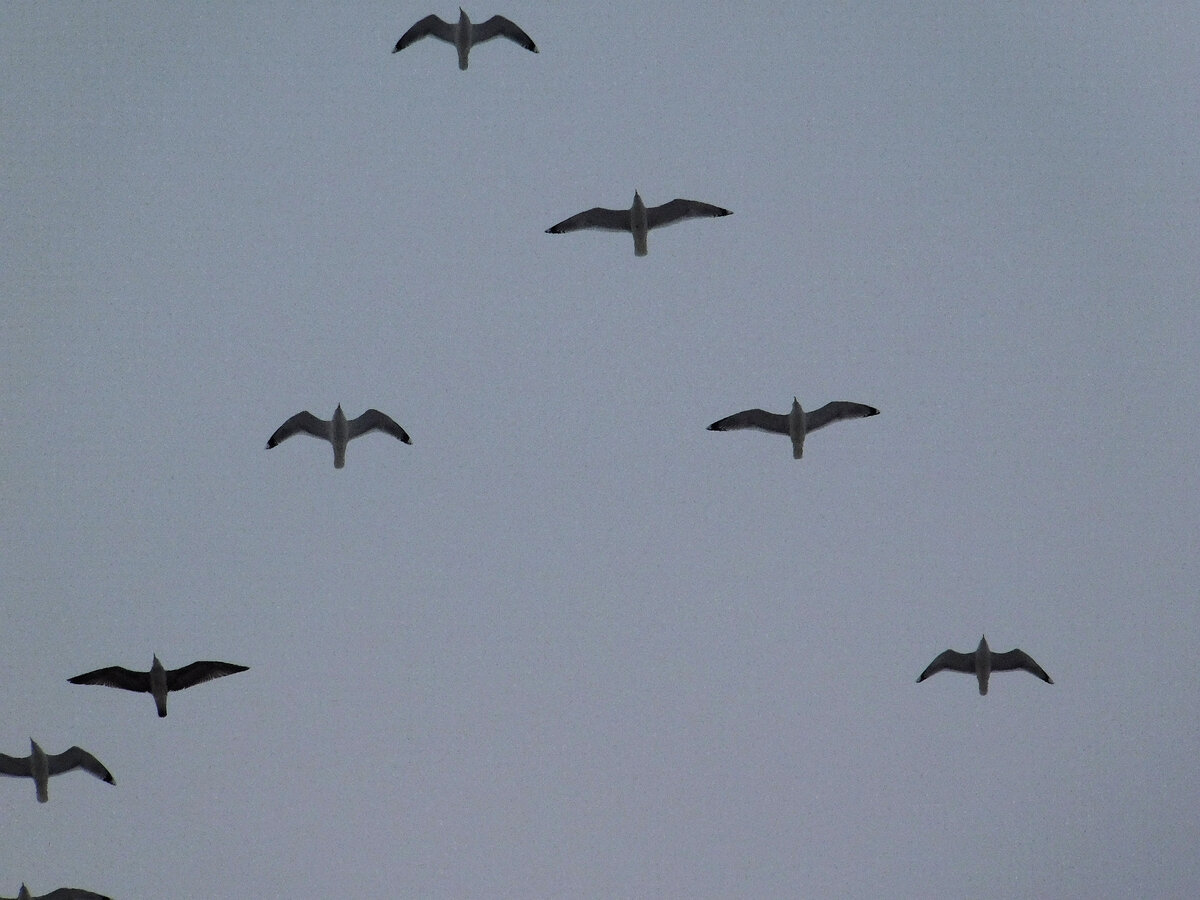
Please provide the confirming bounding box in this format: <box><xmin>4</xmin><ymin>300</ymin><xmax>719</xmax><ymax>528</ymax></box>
<box><xmin>2</xmin><ymin>656</ymin><xmax>248</xmax><ymax>799</ymax></box>
<box><xmin>7</xmin><ymin>8</ymin><xmax>1053</xmax><ymax>896</ymax></box>
<box><xmin>384</xmin><ymin>8</ymin><xmax>1057</xmax><ymax>688</ymax></box>
<box><xmin>3</xmin><ymin>655</ymin><xmax>248</xmax><ymax>897</ymax></box>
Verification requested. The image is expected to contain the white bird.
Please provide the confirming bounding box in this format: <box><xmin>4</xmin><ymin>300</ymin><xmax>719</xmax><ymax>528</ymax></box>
<box><xmin>393</xmin><ymin>8</ymin><xmax>538</xmax><ymax>69</ymax></box>
<box><xmin>4</xmin><ymin>885</ymin><xmax>111</xmax><ymax>900</ymax></box>
<box><xmin>545</xmin><ymin>192</ymin><xmax>732</xmax><ymax>257</ymax></box>
<box><xmin>69</xmin><ymin>655</ymin><xmax>249</xmax><ymax>718</ymax></box>
<box><xmin>266</xmin><ymin>404</ymin><xmax>412</xmax><ymax>468</ymax></box>
<box><xmin>0</xmin><ymin>740</ymin><xmax>115</xmax><ymax>803</ymax></box>
<box><xmin>917</xmin><ymin>635</ymin><xmax>1053</xmax><ymax>695</ymax></box>
<box><xmin>707</xmin><ymin>397</ymin><xmax>879</xmax><ymax>459</ymax></box>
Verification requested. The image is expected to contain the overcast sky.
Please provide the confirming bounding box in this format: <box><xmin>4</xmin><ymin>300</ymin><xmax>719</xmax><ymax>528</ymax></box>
<box><xmin>3</xmin><ymin>3</ymin><xmax>1199</xmax><ymax>897</ymax></box>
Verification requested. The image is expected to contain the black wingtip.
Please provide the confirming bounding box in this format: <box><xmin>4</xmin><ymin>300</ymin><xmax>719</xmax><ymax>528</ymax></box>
<box><xmin>706</xmin><ymin>423</ymin><xmax>721</xmax><ymax>431</ymax></box>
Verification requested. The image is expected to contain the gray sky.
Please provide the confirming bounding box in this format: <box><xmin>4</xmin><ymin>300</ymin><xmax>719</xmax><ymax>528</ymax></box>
<box><xmin>3</xmin><ymin>3</ymin><xmax>1199</xmax><ymax>897</ymax></box>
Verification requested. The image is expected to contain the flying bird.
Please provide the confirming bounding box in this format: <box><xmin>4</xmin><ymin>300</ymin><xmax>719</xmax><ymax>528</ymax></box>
<box><xmin>69</xmin><ymin>655</ymin><xmax>249</xmax><ymax>718</ymax></box>
<box><xmin>393</xmin><ymin>8</ymin><xmax>538</xmax><ymax>69</ymax></box>
<box><xmin>545</xmin><ymin>192</ymin><xmax>732</xmax><ymax>257</ymax></box>
<box><xmin>266</xmin><ymin>404</ymin><xmax>412</xmax><ymax>468</ymax></box>
<box><xmin>917</xmin><ymin>635</ymin><xmax>1053</xmax><ymax>695</ymax></box>
<box><xmin>4</xmin><ymin>885</ymin><xmax>111</xmax><ymax>900</ymax></box>
<box><xmin>707</xmin><ymin>397</ymin><xmax>879</xmax><ymax>459</ymax></box>
<box><xmin>0</xmin><ymin>740</ymin><xmax>114</xmax><ymax>803</ymax></box>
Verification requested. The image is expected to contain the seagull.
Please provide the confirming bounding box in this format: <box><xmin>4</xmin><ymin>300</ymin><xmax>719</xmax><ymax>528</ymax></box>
<box><xmin>0</xmin><ymin>740</ymin><xmax>114</xmax><ymax>803</ymax></box>
<box><xmin>917</xmin><ymin>635</ymin><xmax>1053</xmax><ymax>695</ymax></box>
<box><xmin>393</xmin><ymin>8</ymin><xmax>538</xmax><ymax>69</ymax></box>
<box><xmin>545</xmin><ymin>192</ymin><xmax>732</xmax><ymax>257</ymax></box>
<box><xmin>266</xmin><ymin>404</ymin><xmax>412</xmax><ymax>468</ymax></box>
<box><xmin>69</xmin><ymin>655</ymin><xmax>249</xmax><ymax>718</ymax></box>
<box><xmin>707</xmin><ymin>397</ymin><xmax>879</xmax><ymax>459</ymax></box>
<box><xmin>5</xmin><ymin>885</ymin><xmax>111</xmax><ymax>900</ymax></box>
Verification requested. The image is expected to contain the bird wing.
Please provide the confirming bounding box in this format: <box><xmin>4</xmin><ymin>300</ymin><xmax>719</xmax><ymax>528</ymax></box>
<box><xmin>0</xmin><ymin>753</ymin><xmax>30</xmax><ymax>776</ymax></box>
<box><xmin>545</xmin><ymin>207</ymin><xmax>630</xmax><ymax>233</ymax></box>
<box><xmin>41</xmin><ymin>890</ymin><xmax>113</xmax><ymax>900</ymax></box>
<box><xmin>45</xmin><ymin>747</ymin><xmax>115</xmax><ymax>784</ymax></box>
<box><xmin>347</xmin><ymin>409</ymin><xmax>412</xmax><ymax>444</ymax></box>
<box><xmin>393</xmin><ymin>14</ymin><xmax>454</xmax><ymax>52</ymax></box>
<box><xmin>803</xmin><ymin>401</ymin><xmax>880</xmax><ymax>433</ymax></box>
<box><xmin>991</xmin><ymin>649</ymin><xmax>1053</xmax><ymax>683</ymax></box>
<box><xmin>266</xmin><ymin>411</ymin><xmax>328</xmax><ymax>448</ymax></box>
<box><xmin>67</xmin><ymin>666</ymin><xmax>151</xmax><ymax>693</ymax></box>
<box><xmin>917</xmin><ymin>650</ymin><xmax>976</xmax><ymax>682</ymax></box>
<box><xmin>645</xmin><ymin>198</ymin><xmax>732</xmax><ymax>229</ymax></box>
<box><xmin>167</xmin><ymin>660</ymin><xmax>250</xmax><ymax>691</ymax></box>
<box><xmin>706</xmin><ymin>408</ymin><xmax>789</xmax><ymax>434</ymax></box>
<box><xmin>472</xmin><ymin>15</ymin><xmax>537</xmax><ymax>52</ymax></box>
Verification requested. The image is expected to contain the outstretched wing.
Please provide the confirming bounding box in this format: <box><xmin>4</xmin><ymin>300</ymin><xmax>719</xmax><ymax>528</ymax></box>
<box><xmin>991</xmin><ymin>649</ymin><xmax>1053</xmax><ymax>683</ymax></box>
<box><xmin>546</xmin><ymin>207</ymin><xmax>629</xmax><ymax>234</ymax></box>
<box><xmin>347</xmin><ymin>409</ymin><xmax>412</xmax><ymax>444</ymax></box>
<box><xmin>645</xmin><ymin>199</ymin><xmax>732</xmax><ymax>229</ymax></box>
<box><xmin>267</xmin><ymin>411</ymin><xmax>328</xmax><ymax>448</ymax></box>
<box><xmin>40</xmin><ymin>889</ymin><xmax>114</xmax><ymax>900</ymax></box>
<box><xmin>167</xmin><ymin>661</ymin><xmax>250</xmax><ymax>691</ymax></box>
<box><xmin>707</xmin><ymin>408</ymin><xmax>789</xmax><ymax>434</ymax></box>
<box><xmin>68</xmin><ymin>666</ymin><xmax>151</xmax><ymax>693</ymax></box>
<box><xmin>803</xmin><ymin>401</ymin><xmax>880</xmax><ymax>433</ymax></box>
<box><xmin>472</xmin><ymin>15</ymin><xmax>538</xmax><ymax>52</ymax></box>
<box><xmin>0</xmin><ymin>752</ymin><xmax>30</xmax><ymax>776</ymax></box>
<box><xmin>393</xmin><ymin>14</ymin><xmax>454</xmax><ymax>52</ymax></box>
<box><xmin>46</xmin><ymin>747</ymin><xmax>115</xmax><ymax>784</ymax></box>
<box><xmin>917</xmin><ymin>650</ymin><xmax>976</xmax><ymax>682</ymax></box>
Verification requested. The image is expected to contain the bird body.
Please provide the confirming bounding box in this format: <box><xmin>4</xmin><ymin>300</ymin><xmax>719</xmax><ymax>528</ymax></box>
<box><xmin>266</xmin><ymin>404</ymin><xmax>412</xmax><ymax>468</ymax></box>
<box><xmin>31</xmin><ymin>743</ymin><xmax>48</xmax><ymax>802</ymax></box>
<box><xmin>707</xmin><ymin>397</ymin><xmax>878</xmax><ymax>458</ymax></box>
<box><xmin>69</xmin><ymin>655</ymin><xmax>249</xmax><ymax>717</ymax></box>
<box><xmin>545</xmin><ymin>192</ymin><xmax>732</xmax><ymax>256</ymax></box>
<box><xmin>630</xmin><ymin>191</ymin><xmax>649</xmax><ymax>256</ymax></box>
<box><xmin>787</xmin><ymin>398</ymin><xmax>805</xmax><ymax>458</ymax></box>
<box><xmin>149</xmin><ymin>654</ymin><xmax>169</xmax><ymax>716</ymax></box>
<box><xmin>917</xmin><ymin>635</ymin><xmax>1053</xmax><ymax>695</ymax></box>
<box><xmin>393</xmin><ymin>8</ymin><xmax>538</xmax><ymax>69</ymax></box>
<box><xmin>331</xmin><ymin>403</ymin><xmax>350</xmax><ymax>466</ymax></box>
<box><xmin>0</xmin><ymin>740</ymin><xmax>114</xmax><ymax>803</ymax></box>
